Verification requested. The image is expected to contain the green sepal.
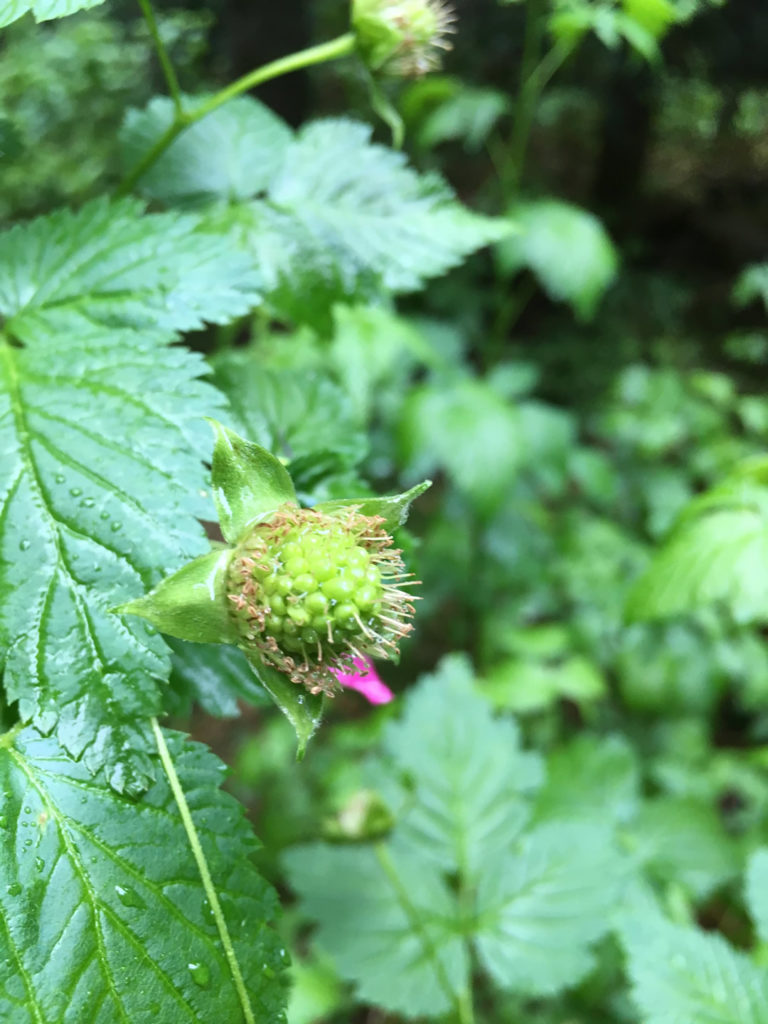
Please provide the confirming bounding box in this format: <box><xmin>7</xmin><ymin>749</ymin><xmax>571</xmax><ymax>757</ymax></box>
<box><xmin>246</xmin><ymin>657</ymin><xmax>324</xmax><ymax>758</ymax></box>
<box><xmin>315</xmin><ymin>480</ymin><xmax>431</xmax><ymax>532</ymax></box>
<box><xmin>116</xmin><ymin>547</ymin><xmax>237</xmax><ymax>645</ymax></box>
<box><xmin>207</xmin><ymin>419</ymin><xmax>298</xmax><ymax>543</ymax></box>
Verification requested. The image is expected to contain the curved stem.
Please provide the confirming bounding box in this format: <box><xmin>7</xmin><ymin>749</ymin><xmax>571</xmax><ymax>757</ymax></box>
<box><xmin>137</xmin><ymin>0</ymin><xmax>183</xmax><ymax>115</ymax></box>
<box><xmin>117</xmin><ymin>32</ymin><xmax>356</xmax><ymax>196</ymax></box>
<box><xmin>151</xmin><ymin>718</ymin><xmax>256</xmax><ymax>1024</ymax></box>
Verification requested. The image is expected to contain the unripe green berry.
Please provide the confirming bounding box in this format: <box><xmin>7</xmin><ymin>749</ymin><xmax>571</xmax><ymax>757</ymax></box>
<box><xmin>226</xmin><ymin>503</ymin><xmax>417</xmax><ymax>695</ymax></box>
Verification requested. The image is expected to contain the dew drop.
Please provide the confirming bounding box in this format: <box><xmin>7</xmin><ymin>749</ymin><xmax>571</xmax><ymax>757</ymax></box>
<box><xmin>262</xmin><ymin>964</ymin><xmax>276</xmax><ymax>979</ymax></box>
<box><xmin>201</xmin><ymin>898</ymin><xmax>215</xmax><ymax>925</ymax></box>
<box><xmin>18</xmin><ymin>540</ymin><xmax>30</xmax><ymax>551</ymax></box>
<box><xmin>23</xmin><ymin>839</ymin><xmax>32</xmax><ymax>847</ymax></box>
<box><xmin>23</xmin><ymin>807</ymin><xmax>31</xmax><ymax>815</ymax></box>
<box><xmin>34</xmin><ymin>858</ymin><xmax>44</xmax><ymax>872</ymax></box>
<box><xmin>6</xmin><ymin>883</ymin><xmax>21</xmax><ymax>896</ymax></box>
<box><xmin>69</xmin><ymin>487</ymin><xmax>82</xmax><ymax>497</ymax></box>
<box><xmin>110</xmin><ymin>521</ymin><xmax>122</xmax><ymax>533</ymax></box>
<box><xmin>82</xmin><ymin>498</ymin><xmax>95</xmax><ymax>508</ymax></box>
<box><xmin>100</xmin><ymin>510</ymin><xmax>110</xmax><ymax>520</ymax></box>
<box><xmin>54</xmin><ymin>474</ymin><xmax>65</xmax><ymax>484</ymax></box>
<box><xmin>187</xmin><ymin>962</ymin><xmax>210</xmax><ymax>988</ymax></box>
<box><xmin>114</xmin><ymin>884</ymin><xmax>145</xmax><ymax>909</ymax></box>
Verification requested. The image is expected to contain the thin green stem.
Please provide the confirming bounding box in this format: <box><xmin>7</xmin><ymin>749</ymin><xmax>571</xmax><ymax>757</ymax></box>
<box><xmin>506</xmin><ymin>0</ymin><xmax>572</xmax><ymax>198</ymax></box>
<box><xmin>137</xmin><ymin>0</ymin><xmax>183</xmax><ymax>115</ymax></box>
<box><xmin>151</xmin><ymin>718</ymin><xmax>256</xmax><ymax>1024</ymax></box>
<box><xmin>373</xmin><ymin>843</ymin><xmax>467</xmax><ymax>1022</ymax></box>
<box><xmin>117</xmin><ymin>32</ymin><xmax>356</xmax><ymax>196</ymax></box>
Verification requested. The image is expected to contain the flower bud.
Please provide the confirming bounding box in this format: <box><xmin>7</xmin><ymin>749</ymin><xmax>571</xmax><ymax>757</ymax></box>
<box><xmin>352</xmin><ymin>0</ymin><xmax>456</xmax><ymax>77</ymax></box>
<box><xmin>227</xmin><ymin>503</ymin><xmax>417</xmax><ymax>695</ymax></box>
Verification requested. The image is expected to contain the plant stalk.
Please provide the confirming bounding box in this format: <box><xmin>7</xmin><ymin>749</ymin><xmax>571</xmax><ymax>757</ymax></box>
<box><xmin>117</xmin><ymin>32</ymin><xmax>357</xmax><ymax>196</ymax></box>
<box><xmin>137</xmin><ymin>0</ymin><xmax>184</xmax><ymax>115</ymax></box>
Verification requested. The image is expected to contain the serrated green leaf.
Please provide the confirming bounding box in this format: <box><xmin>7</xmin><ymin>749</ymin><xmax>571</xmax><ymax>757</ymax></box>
<box><xmin>168</xmin><ymin>639</ymin><xmax>269</xmax><ymax>718</ymax></box>
<box><xmin>496</xmin><ymin>199</ymin><xmax>618</xmax><ymax>320</ymax></box>
<box><xmin>0</xmin><ymin>725</ymin><xmax>287</xmax><ymax>1023</ymax></box>
<box><xmin>0</xmin><ymin>197</ymin><xmax>261</xmax><ymax>344</ymax></box>
<box><xmin>0</xmin><ymin>0</ymin><xmax>104</xmax><ymax>29</ymax></box>
<box><xmin>0</xmin><ymin>327</ymin><xmax>223</xmax><ymax>792</ymax></box>
<box><xmin>283</xmin><ymin>841</ymin><xmax>467</xmax><ymax>1018</ymax></box>
<box><xmin>121</xmin><ymin>94</ymin><xmax>293</xmax><ymax>204</ymax></box>
<box><xmin>533</xmin><ymin>734</ymin><xmax>639</xmax><ymax>826</ymax></box>
<box><xmin>208</xmin><ymin>421</ymin><xmax>297</xmax><ymax>543</ymax></box>
<box><xmin>622</xmin><ymin>914</ymin><xmax>768</xmax><ymax>1024</ymax></box>
<box><xmin>211</xmin><ymin>352</ymin><xmax>367</xmax><ymax>475</ymax></box>
<box><xmin>225</xmin><ymin>118</ymin><xmax>510</xmax><ymax>327</ymax></box>
<box><xmin>627</xmin><ymin>473</ymin><xmax>768</xmax><ymax>622</ymax></box>
<box><xmin>474</xmin><ymin>823</ymin><xmax>627</xmax><ymax>997</ymax></box>
<box><xmin>746</xmin><ymin>849</ymin><xmax>768</xmax><ymax>944</ymax></box>
<box><xmin>381</xmin><ymin>654</ymin><xmax>543</xmax><ymax>878</ymax></box>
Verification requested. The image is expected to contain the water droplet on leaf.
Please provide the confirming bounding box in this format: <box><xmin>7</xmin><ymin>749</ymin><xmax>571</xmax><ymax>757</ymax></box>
<box><xmin>6</xmin><ymin>883</ymin><xmax>21</xmax><ymax>896</ymax></box>
<box><xmin>19</xmin><ymin>540</ymin><xmax>30</xmax><ymax>551</ymax></box>
<box><xmin>34</xmin><ymin>858</ymin><xmax>44</xmax><ymax>872</ymax></box>
<box><xmin>187</xmin><ymin>962</ymin><xmax>210</xmax><ymax>988</ymax></box>
<box><xmin>114</xmin><ymin>885</ymin><xmax>145</xmax><ymax>909</ymax></box>
<box><xmin>110</xmin><ymin>521</ymin><xmax>122</xmax><ymax>532</ymax></box>
<box><xmin>69</xmin><ymin>487</ymin><xmax>82</xmax><ymax>497</ymax></box>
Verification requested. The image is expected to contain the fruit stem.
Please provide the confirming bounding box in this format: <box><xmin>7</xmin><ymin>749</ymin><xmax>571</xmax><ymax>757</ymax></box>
<box><xmin>117</xmin><ymin>31</ymin><xmax>357</xmax><ymax>196</ymax></box>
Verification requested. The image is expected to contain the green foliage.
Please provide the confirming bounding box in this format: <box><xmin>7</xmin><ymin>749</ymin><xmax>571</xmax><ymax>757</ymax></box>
<box><xmin>622</xmin><ymin>913</ymin><xmax>768</xmax><ymax>1024</ymax></box>
<box><xmin>121</xmin><ymin>95</ymin><xmax>293</xmax><ymax>204</ymax></box>
<box><xmin>284</xmin><ymin>658</ymin><xmax>628</xmax><ymax>1017</ymax></box>
<box><xmin>628</xmin><ymin>461</ymin><xmax>768</xmax><ymax>623</ymax></box>
<box><xmin>496</xmin><ymin>199</ymin><xmax>618</xmax><ymax>320</ymax></box>
<box><xmin>0</xmin><ymin>725</ymin><xmax>287</xmax><ymax>1022</ymax></box>
<box><xmin>123</xmin><ymin>101</ymin><xmax>510</xmax><ymax>327</ymax></box>
<box><xmin>0</xmin><ymin>0</ymin><xmax>104</xmax><ymax>30</ymax></box>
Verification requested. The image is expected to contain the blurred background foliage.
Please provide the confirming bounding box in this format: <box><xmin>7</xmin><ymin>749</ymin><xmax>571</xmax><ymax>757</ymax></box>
<box><xmin>5</xmin><ymin>0</ymin><xmax>768</xmax><ymax>1020</ymax></box>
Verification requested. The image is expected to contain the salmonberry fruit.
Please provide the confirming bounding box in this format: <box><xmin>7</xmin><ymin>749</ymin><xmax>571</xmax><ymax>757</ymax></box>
<box><xmin>226</xmin><ymin>504</ymin><xmax>417</xmax><ymax>694</ymax></box>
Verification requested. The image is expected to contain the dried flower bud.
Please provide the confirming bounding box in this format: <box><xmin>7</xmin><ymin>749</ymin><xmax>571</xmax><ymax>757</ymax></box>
<box><xmin>227</xmin><ymin>503</ymin><xmax>417</xmax><ymax>695</ymax></box>
<box><xmin>352</xmin><ymin>0</ymin><xmax>456</xmax><ymax>77</ymax></box>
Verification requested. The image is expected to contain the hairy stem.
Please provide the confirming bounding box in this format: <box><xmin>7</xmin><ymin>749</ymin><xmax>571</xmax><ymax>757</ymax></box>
<box><xmin>137</xmin><ymin>0</ymin><xmax>183</xmax><ymax>115</ymax></box>
<box><xmin>151</xmin><ymin>718</ymin><xmax>256</xmax><ymax>1024</ymax></box>
<box><xmin>117</xmin><ymin>32</ymin><xmax>356</xmax><ymax>196</ymax></box>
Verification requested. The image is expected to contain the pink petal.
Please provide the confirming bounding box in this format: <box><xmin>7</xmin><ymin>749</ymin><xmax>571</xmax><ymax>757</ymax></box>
<box><xmin>334</xmin><ymin>656</ymin><xmax>394</xmax><ymax>705</ymax></box>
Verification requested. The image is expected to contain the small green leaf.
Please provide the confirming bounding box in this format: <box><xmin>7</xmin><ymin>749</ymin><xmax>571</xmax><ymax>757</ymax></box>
<box><xmin>315</xmin><ymin>480</ymin><xmax>431</xmax><ymax>531</ymax></box>
<box><xmin>496</xmin><ymin>199</ymin><xmax>618</xmax><ymax>320</ymax></box>
<box><xmin>208</xmin><ymin>420</ymin><xmax>297</xmax><ymax>543</ymax></box>
<box><xmin>118</xmin><ymin>548</ymin><xmax>237</xmax><ymax>645</ymax></box>
<box><xmin>627</xmin><ymin>467</ymin><xmax>768</xmax><ymax>622</ymax></box>
<box><xmin>284</xmin><ymin>842</ymin><xmax>467</xmax><ymax>1018</ymax></box>
<box><xmin>247</xmin><ymin>660</ymin><xmax>324</xmax><ymax>758</ymax></box>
